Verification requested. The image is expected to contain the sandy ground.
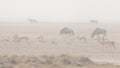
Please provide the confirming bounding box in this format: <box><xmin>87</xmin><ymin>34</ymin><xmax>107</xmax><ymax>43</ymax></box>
<box><xmin>0</xmin><ymin>23</ymin><xmax>120</xmax><ymax>68</ymax></box>
<box><xmin>0</xmin><ymin>33</ymin><xmax>120</xmax><ymax>65</ymax></box>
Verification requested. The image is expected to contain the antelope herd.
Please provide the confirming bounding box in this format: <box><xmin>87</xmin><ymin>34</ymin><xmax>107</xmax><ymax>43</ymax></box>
<box><xmin>0</xmin><ymin>27</ymin><xmax>116</xmax><ymax>48</ymax></box>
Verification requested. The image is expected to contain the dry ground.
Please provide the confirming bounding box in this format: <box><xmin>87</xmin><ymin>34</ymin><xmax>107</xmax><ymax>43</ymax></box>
<box><xmin>0</xmin><ymin>54</ymin><xmax>119</xmax><ymax>68</ymax></box>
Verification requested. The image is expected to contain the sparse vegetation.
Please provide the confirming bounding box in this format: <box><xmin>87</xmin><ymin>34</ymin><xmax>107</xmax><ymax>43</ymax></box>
<box><xmin>0</xmin><ymin>54</ymin><xmax>119</xmax><ymax>68</ymax></box>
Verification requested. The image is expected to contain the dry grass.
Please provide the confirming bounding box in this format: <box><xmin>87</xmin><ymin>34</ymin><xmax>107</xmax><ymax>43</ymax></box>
<box><xmin>0</xmin><ymin>54</ymin><xmax>119</xmax><ymax>68</ymax></box>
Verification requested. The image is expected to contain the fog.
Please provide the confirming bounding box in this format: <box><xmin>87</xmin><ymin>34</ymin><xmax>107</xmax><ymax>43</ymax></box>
<box><xmin>0</xmin><ymin>0</ymin><xmax>120</xmax><ymax>22</ymax></box>
<box><xmin>0</xmin><ymin>22</ymin><xmax>119</xmax><ymax>35</ymax></box>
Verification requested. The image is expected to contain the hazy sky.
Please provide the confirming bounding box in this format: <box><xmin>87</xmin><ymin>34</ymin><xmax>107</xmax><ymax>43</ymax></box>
<box><xmin>0</xmin><ymin>0</ymin><xmax>120</xmax><ymax>23</ymax></box>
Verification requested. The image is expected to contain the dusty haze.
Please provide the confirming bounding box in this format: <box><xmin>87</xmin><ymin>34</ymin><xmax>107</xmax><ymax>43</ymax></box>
<box><xmin>0</xmin><ymin>22</ymin><xmax>120</xmax><ymax>65</ymax></box>
<box><xmin>0</xmin><ymin>0</ymin><xmax>120</xmax><ymax>67</ymax></box>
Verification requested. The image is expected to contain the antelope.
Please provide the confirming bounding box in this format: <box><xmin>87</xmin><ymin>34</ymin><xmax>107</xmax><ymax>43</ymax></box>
<box><xmin>96</xmin><ymin>38</ymin><xmax>115</xmax><ymax>48</ymax></box>
<box><xmin>13</xmin><ymin>34</ymin><xmax>29</xmax><ymax>44</ymax></box>
<box><xmin>77</xmin><ymin>36</ymin><xmax>87</xmax><ymax>43</ymax></box>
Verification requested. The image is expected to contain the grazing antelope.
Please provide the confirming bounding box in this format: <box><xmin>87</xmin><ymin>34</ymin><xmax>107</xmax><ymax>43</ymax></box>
<box><xmin>28</xmin><ymin>18</ymin><xmax>38</xmax><ymax>23</ymax></box>
<box><xmin>103</xmin><ymin>40</ymin><xmax>115</xmax><ymax>48</ymax></box>
<box><xmin>90</xmin><ymin>20</ymin><xmax>98</xmax><ymax>24</ymax></box>
<box><xmin>77</xmin><ymin>36</ymin><xmax>87</xmax><ymax>43</ymax></box>
<box><xmin>13</xmin><ymin>34</ymin><xmax>29</xmax><ymax>44</ymax></box>
<box><xmin>60</xmin><ymin>27</ymin><xmax>74</xmax><ymax>37</ymax></box>
<box><xmin>96</xmin><ymin>38</ymin><xmax>115</xmax><ymax>48</ymax></box>
<box><xmin>91</xmin><ymin>28</ymin><xmax>107</xmax><ymax>40</ymax></box>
